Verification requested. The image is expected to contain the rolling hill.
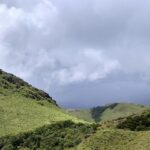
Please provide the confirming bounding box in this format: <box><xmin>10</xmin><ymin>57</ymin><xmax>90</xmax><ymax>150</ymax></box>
<box><xmin>0</xmin><ymin>69</ymin><xmax>84</xmax><ymax>137</ymax></box>
<box><xmin>67</xmin><ymin>103</ymin><xmax>149</xmax><ymax>123</ymax></box>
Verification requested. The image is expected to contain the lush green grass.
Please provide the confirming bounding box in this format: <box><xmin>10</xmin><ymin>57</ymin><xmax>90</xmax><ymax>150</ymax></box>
<box><xmin>78</xmin><ymin>129</ymin><xmax>150</xmax><ymax>150</ymax></box>
<box><xmin>0</xmin><ymin>95</ymin><xmax>85</xmax><ymax>137</ymax></box>
<box><xmin>68</xmin><ymin>103</ymin><xmax>149</xmax><ymax>123</ymax></box>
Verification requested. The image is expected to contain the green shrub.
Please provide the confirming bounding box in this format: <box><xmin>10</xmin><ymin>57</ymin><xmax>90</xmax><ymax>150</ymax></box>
<box><xmin>117</xmin><ymin>111</ymin><xmax>150</xmax><ymax>131</ymax></box>
<box><xmin>0</xmin><ymin>121</ymin><xmax>97</xmax><ymax>150</ymax></box>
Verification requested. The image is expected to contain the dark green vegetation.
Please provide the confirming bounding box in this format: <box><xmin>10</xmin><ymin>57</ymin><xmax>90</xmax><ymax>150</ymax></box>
<box><xmin>117</xmin><ymin>111</ymin><xmax>150</xmax><ymax>131</ymax></box>
<box><xmin>0</xmin><ymin>120</ymin><xmax>97</xmax><ymax>150</ymax></box>
<box><xmin>91</xmin><ymin>103</ymin><xmax>118</xmax><ymax>122</ymax></box>
<box><xmin>68</xmin><ymin>103</ymin><xmax>148</xmax><ymax>123</ymax></box>
<box><xmin>0</xmin><ymin>69</ymin><xmax>84</xmax><ymax>137</ymax></box>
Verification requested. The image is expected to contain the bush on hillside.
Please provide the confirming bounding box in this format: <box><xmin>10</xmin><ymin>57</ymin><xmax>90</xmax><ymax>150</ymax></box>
<box><xmin>0</xmin><ymin>120</ymin><xmax>97</xmax><ymax>150</ymax></box>
<box><xmin>117</xmin><ymin>111</ymin><xmax>150</xmax><ymax>131</ymax></box>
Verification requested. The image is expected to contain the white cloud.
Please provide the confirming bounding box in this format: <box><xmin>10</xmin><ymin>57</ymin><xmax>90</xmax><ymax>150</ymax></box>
<box><xmin>0</xmin><ymin>1</ymin><xmax>120</xmax><ymax>85</ymax></box>
<box><xmin>0</xmin><ymin>1</ymin><xmax>62</xmax><ymax>78</ymax></box>
<box><xmin>51</xmin><ymin>49</ymin><xmax>120</xmax><ymax>84</ymax></box>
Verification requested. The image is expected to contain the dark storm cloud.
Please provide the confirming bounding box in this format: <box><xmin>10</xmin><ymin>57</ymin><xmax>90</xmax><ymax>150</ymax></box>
<box><xmin>0</xmin><ymin>0</ymin><xmax>150</xmax><ymax>107</ymax></box>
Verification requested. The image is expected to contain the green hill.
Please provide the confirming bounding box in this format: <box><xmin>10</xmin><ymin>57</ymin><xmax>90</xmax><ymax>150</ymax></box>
<box><xmin>78</xmin><ymin>111</ymin><xmax>150</xmax><ymax>150</ymax></box>
<box><xmin>0</xmin><ymin>69</ymin><xmax>84</xmax><ymax>137</ymax></box>
<box><xmin>67</xmin><ymin>103</ymin><xmax>149</xmax><ymax>123</ymax></box>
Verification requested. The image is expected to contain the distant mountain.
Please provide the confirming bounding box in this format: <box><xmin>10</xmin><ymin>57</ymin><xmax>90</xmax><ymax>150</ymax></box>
<box><xmin>67</xmin><ymin>103</ymin><xmax>149</xmax><ymax>123</ymax></box>
<box><xmin>0</xmin><ymin>69</ymin><xmax>84</xmax><ymax>137</ymax></box>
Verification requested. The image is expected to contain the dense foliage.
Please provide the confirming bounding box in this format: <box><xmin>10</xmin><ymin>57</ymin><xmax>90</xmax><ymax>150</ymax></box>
<box><xmin>117</xmin><ymin>111</ymin><xmax>150</xmax><ymax>131</ymax></box>
<box><xmin>0</xmin><ymin>120</ymin><xmax>97</xmax><ymax>150</ymax></box>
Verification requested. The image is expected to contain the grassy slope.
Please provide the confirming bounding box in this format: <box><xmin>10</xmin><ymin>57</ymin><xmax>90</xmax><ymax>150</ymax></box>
<box><xmin>78</xmin><ymin>111</ymin><xmax>150</xmax><ymax>150</ymax></box>
<box><xmin>68</xmin><ymin>103</ymin><xmax>149</xmax><ymax>123</ymax></box>
<box><xmin>0</xmin><ymin>95</ymin><xmax>83</xmax><ymax>137</ymax></box>
<box><xmin>0</xmin><ymin>70</ymin><xmax>84</xmax><ymax>137</ymax></box>
<box><xmin>78</xmin><ymin>129</ymin><xmax>150</xmax><ymax>150</ymax></box>
<box><xmin>100</xmin><ymin>103</ymin><xmax>148</xmax><ymax>122</ymax></box>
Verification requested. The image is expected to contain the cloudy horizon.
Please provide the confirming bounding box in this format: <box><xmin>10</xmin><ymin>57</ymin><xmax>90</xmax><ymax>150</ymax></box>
<box><xmin>1</xmin><ymin>0</ymin><xmax>150</xmax><ymax>108</ymax></box>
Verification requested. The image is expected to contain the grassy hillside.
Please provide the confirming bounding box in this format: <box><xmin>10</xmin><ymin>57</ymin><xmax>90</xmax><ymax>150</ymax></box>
<box><xmin>0</xmin><ymin>69</ymin><xmax>84</xmax><ymax>137</ymax></box>
<box><xmin>0</xmin><ymin>69</ymin><xmax>57</xmax><ymax>104</ymax></box>
<box><xmin>78</xmin><ymin>129</ymin><xmax>150</xmax><ymax>150</ymax></box>
<box><xmin>68</xmin><ymin>103</ymin><xmax>149</xmax><ymax>123</ymax></box>
<box><xmin>98</xmin><ymin>103</ymin><xmax>148</xmax><ymax>122</ymax></box>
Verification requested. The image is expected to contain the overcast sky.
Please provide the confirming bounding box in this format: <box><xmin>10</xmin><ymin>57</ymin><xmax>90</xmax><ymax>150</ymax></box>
<box><xmin>0</xmin><ymin>0</ymin><xmax>150</xmax><ymax>108</ymax></box>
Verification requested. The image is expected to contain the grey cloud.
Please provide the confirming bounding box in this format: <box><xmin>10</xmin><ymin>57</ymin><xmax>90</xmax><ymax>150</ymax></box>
<box><xmin>0</xmin><ymin>0</ymin><xmax>150</xmax><ymax>107</ymax></box>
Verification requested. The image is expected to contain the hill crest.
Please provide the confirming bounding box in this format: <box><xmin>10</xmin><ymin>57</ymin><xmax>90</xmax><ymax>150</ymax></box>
<box><xmin>0</xmin><ymin>69</ymin><xmax>57</xmax><ymax>105</ymax></box>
